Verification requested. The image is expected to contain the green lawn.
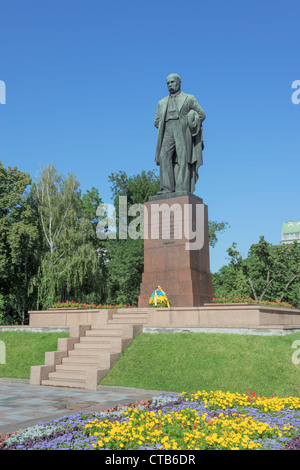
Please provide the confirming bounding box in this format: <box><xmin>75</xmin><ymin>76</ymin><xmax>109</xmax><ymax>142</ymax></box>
<box><xmin>100</xmin><ymin>332</ymin><xmax>300</xmax><ymax>398</ymax></box>
<box><xmin>0</xmin><ymin>331</ymin><xmax>69</xmax><ymax>379</ymax></box>
<box><xmin>1</xmin><ymin>330</ymin><xmax>300</xmax><ymax>399</ymax></box>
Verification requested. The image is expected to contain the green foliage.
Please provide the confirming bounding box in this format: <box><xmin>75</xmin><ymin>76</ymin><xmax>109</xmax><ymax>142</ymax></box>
<box><xmin>213</xmin><ymin>237</ymin><xmax>300</xmax><ymax>309</ymax></box>
<box><xmin>105</xmin><ymin>170</ymin><xmax>160</xmax><ymax>305</ymax></box>
<box><xmin>106</xmin><ymin>238</ymin><xmax>144</xmax><ymax>305</ymax></box>
<box><xmin>208</xmin><ymin>220</ymin><xmax>230</xmax><ymax>248</ymax></box>
<box><xmin>4</xmin><ymin>424</ymin><xmax>61</xmax><ymax>447</ymax></box>
<box><xmin>108</xmin><ymin>169</ymin><xmax>160</xmax><ymax>208</ymax></box>
<box><xmin>1</xmin><ymin>161</ymin><xmax>229</xmax><ymax>322</ymax></box>
<box><xmin>0</xmin><ymin>294</ymin><xmax>5</xmax><ymax>324</ymax></box>
<box><xmin>30</xmin><ymin>164</ymin><xmax>106</xmax><ymax>309</ymax></box>
<box><xmin>212</xmin><ymin>296</ymin><xmax>295</xmax><ymax>308</ymax></box>
<box><xmin>79</xmin><ymin>186</ymin><xmax>103</xmax><ymax>228</ymax></box>
<box><xmin>148</xmin><ymin>299</ymin><xmax>170</xmax><ymax>308</ymax></box>
<box><xmin>0</xmin><ymin>161</ymin><xmax>39</xmax><ymax>323</ymax></box>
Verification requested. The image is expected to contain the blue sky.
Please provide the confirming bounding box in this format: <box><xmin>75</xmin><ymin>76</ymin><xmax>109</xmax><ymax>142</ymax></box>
<box><xmin>0</xmin><ymin>0</ymin><xmax>299</xmax><ymax>273</ymax></box>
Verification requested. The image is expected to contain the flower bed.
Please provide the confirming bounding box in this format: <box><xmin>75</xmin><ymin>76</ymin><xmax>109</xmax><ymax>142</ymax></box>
<box><xmin>212</xmin><ymin>297</ymin><xmax>295</xmax><ymax>309</ymax></box>
<box><xmin>52</xmin><ymin>301</ymin><xmax>135</xmax><ymax>309</ymax></box>
<box><xmin>52</xmin><ymin>298</ymin><xmax>296</xmax><ymax>310</ymax></box>
<box><xmin>2</xmin><ymin>389</ymin><xmax>300</xmax><ymax>450</ymax></box>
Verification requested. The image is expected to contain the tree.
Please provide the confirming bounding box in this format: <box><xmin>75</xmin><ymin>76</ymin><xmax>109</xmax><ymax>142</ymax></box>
<box><xmin>105</xmin><ymin>238</ymin><xmax>144</xmax><ymax>305</ymax></box>
<box><xmin>80</xmin><ymin>186</ymin><xmax>103</xmax><ymax>229</ymax></box>
<box><xmin>214</xmin><ymin>237</ymin><xmax>300</xmax><ymax>308</ymax></box>
<box><xmin>242</xmin><ymin>237</ymin><xmax>300</xmax><ymax>303</ymax></box>
<box><xmin>208</xmin><ymin>220</ymin><xmax>230</xmax><ymax>248</ymax></box>
<box><xmin>7</xmin><ymin>194</ymin><xmax>41</xmax><ymax>323</ymax></box>
<box><xmin>212</xmin><ymin>256</ymin><xmax>251</xmax><ymax>299</ymax></box>
<box><xmin>0</xmin><ymin>162</ymin><xmax>31</xmax><ymax>284</ymax></box>
<box><xmin>30</xmin><ymin>164</ymin><xmax>106</xmax><ymax>308</ymax></box>
<box><xmin>0</xmin><ymin>162</ymin><xmax>39</xmax><ymax>324</ymax></box>
<box><xmin>105</xmin><ymin>170</ymin><xmax>158</xmax><ymax>305</ymax></box>
<box><xmin>268</xmin><ymin>242</ymin><xmax>300</xmax><ymax>304</ymax></box>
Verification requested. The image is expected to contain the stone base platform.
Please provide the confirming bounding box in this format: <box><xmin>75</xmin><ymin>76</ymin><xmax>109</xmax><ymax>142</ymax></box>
<box><xmin>146</xmin><ymin>303</ymin><xmax>300</xmax><ymax>329</ymax></box>
<box><xmin>24</xmin><ymin>304</ymin><xmax>300</xmax><ymax>390</ymax></box>
<box><xmin>28</xmin><ymin>303</ymin><xmax>300</xmax><ymax>331</ymax></box>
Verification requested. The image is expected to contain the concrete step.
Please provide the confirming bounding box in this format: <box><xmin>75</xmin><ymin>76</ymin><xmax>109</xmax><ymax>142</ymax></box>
<box><xmin>113</xmin><ymin>308</ymin><xmax>148</xmax><ymax>312</ymax></box>
<box><xmin>247</xmin><ymin>324</ymin><xmax>300</xmax><ymax>330</ymax></box>
<box><xmin>85</xmin><ymin>328</ymin><xmax>124</xmax><ymax>337</ymax></box>
<box><xmin>108</xmin><ymin>316</ymin><xmax>147</xmax><ymax>325</ymax></box>
<box><xmin>37</xmin><ymin>313</ymin><xmax>144</xmax><ymax>390</ymax></box>
<box><xmin>68</xmin><ymin>348</ymin><xmax>120</xmax><ymax>357</ymax></box>
<box><xmin>89</xmin><ymin>323</ymin><xmax>143</xmax><ymax>337</ymax></box>
<box><xmin>56</xmin><ymin>363</ymin><xmax>102</xmax><ymax>372</ymax></box>
<box><xmin>114</xmin><ymin>308</ymin><xmax>149</xmax><ymax>315</ymax></box>
<box><xmin>74</xmin><ymin>340</ymin><xmax>111</xmax><ymax>347</ymax></box>
<box><xmin>41</xmin><ymin>378</ymin><xmax>86</xmax><ymax>389</ymax></box>
<box><xmin>76</xmin><ymin>337</ymin><xmax>132</xmax><ymax>350</ymax></box>
<box><xmin>62</xmin><ymin>351</ymin><xmax>121</xmax><ymax>368</ymax></box>
<box><xmin>48</xmin><ymin>370</ymin><xmax>86</xmax><ymax>381</ymax></box>
<box><xmin>79</xmin><ymin>337</ymin><xmax>112</xmax><ymax>343</ymax></box>
<box><xmin>62</xmin><ymin>354</ymin><xmax>102</xmax><ymax>364</ymax></box>
<box><xmin>111</xmin><ymin>313</ymin><xmax>147</xmax><ymax>319</ymax></box>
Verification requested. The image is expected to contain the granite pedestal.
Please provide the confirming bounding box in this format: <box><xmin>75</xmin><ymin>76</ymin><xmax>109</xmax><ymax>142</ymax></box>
<box><xmin>138</xmin><ymin>192</ymin><xmax>214</xmax><ymax>307</ymax></box>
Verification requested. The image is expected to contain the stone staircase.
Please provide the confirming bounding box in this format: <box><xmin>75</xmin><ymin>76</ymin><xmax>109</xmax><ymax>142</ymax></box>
<box><xmin>30</xmin><ymin>309</ymin><xmax>148</xmax><ymax>390</ymax></box>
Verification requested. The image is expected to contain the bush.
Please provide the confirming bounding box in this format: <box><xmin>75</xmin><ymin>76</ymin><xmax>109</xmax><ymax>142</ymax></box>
<box><xmin>212</xmin><ymin>297</ymin><xmax>295</xmax><ymax>309</ymax></box>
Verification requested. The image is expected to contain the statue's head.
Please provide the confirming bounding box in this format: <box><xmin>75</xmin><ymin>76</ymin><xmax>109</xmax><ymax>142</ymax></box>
<box><xmin>166</xmin><ymin>74</ymin><xmax>181</xmax><ymax>94</ymax></box>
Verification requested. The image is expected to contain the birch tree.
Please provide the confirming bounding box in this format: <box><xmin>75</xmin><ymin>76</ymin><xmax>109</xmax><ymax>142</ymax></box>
<box><xmin>31</xmin><ymin>164</ymin><xmax>105</xmax><ymax>308</ymax></box>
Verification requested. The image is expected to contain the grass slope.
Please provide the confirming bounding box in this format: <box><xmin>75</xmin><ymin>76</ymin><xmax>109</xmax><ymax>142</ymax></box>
<box><xmin>100</xmin><ymin>332</ymin><xmax>300</xmax><ymax>398</ymax></box>
<box><xmin>0</xmin><ymin>332</ymin><xmax>69</xmax><ymax>379</ymax></box>
<box><xmin>1</xmin><ymin>331</ymin><xmax>300</xmax><ymax>399</ymax></box>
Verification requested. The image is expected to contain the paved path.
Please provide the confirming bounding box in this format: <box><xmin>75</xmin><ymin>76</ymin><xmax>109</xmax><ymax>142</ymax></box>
<box><xmin>0</xmin><ymin>378</ymin><xmax>165</xmax><ymax>435</ymax></box>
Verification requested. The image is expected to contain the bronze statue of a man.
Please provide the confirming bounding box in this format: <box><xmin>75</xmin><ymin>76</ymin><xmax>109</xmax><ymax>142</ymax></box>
<box><xmin>154</xmin><ymin>74</ymin><xmax>205</xmax><ymax>194</ymax></box>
